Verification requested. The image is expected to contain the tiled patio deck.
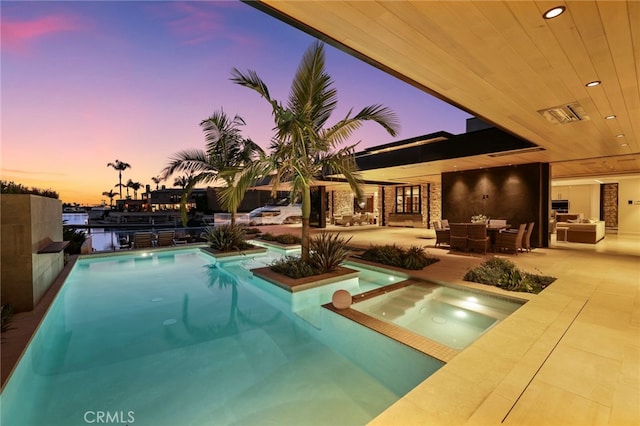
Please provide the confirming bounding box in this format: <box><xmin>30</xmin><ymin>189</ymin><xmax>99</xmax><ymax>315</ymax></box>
<box><xmin>2</xmin><ymin>224</ymin><xmax>638</xmax><ymax>425</ymax></box>
<box><xmin>315</xmin><ymin>225</ymin><xmax>640</xmax><ymax>426</ymax></box>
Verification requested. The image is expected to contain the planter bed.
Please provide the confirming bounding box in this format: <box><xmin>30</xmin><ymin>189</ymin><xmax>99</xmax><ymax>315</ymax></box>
<box><xmin>252</xmin><ymin>266</ymin><xmax>359</xmax><ymax>293</ymax></box>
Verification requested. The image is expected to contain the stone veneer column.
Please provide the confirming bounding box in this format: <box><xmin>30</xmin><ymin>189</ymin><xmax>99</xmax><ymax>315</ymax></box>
<box><xmin>602</xmin><ymin>183</ymin><xmax>618</xmax><ymax>228</ymax></box>
<box><xmin>333</xmin><ymin>190</ymin><xmax>355</xmax><ymax>215</ymax></box>
<box><xmin>430</xmin><ymin>182</ymin><xmax>442</xmax><ymax>227</ymax></box>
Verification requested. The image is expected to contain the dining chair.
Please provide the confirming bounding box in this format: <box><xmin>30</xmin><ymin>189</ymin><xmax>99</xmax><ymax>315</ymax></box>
<box><xmin>449</xmin><ymin>223</ymin><xmax>468</xmax><ymax>252</ymax></box>
<box><xmin>467</xmin><ymin>223</ymin><xmax>489</xmax><ymax>254</ymax></box>
<box><xmin>488</xmin><ymin>219</ymin><xmax>507</xmax><ymax>228</ymax></box>
<box><xmin>435</xmin><ymin>226</ymin><xmax>450</xmax><ymax>248</ymax></box>
<box><xmin>521</xmin><ymin>222</ymin><xmax>535</xmax><ymax>252</ymax></box>
<box><xmin>494</xmin><ymin>224</ymin><xmax>526</xmax><ymax>255</ymax></box>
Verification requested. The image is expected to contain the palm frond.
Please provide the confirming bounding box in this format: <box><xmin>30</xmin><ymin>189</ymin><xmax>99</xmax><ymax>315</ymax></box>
<box><xmin>288</xmin><ymin>41</ymin><xmax>337</xmax><ymax>131</ymax></box>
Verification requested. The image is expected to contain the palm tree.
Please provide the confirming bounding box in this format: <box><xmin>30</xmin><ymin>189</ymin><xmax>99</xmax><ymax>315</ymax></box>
<box><xmin>151</xmin><ymin>176</ymin><xmax>163</xmax><ymax>190</ymax></box>
<box><xmin>114</xmin><ymin>182</ymin><xmax>128</xmax><ymax>199</ymax></box>
<box><xmin>126</xmin><ymin>179</ymin><xmax>142</xmax><ymax>199</ymax></box>
<box><xmin>102</xmin><ymin>190</ymin><xmax>117</xmax><ymax>208</ymax></box>
<box><xmin>173</xmin><ymin>176</ymin><xmax>190</xmax><ymax>189</ymax></box>
<box><xmin>107</xmin><ymin>160</ymin><xmax>131</xmax><ymax>199</ymax></box>
<box><xmin>229</xmin><ymin>41</ymin><xmax>399</xmax><ymax>261</ymax></box>
<box><xmin>161</xmin><ymin>109</ymin><xmax>264</xmax><ymax>226</ymax></box>
<box><xmin>170</xmin><ymin>175</ymin><xmax>196</xmax><ymax>226</ymax></box>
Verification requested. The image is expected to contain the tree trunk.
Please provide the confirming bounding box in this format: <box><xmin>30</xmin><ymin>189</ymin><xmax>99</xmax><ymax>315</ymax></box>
<box><xmin>300</xmin><ymin>187</ymin><xmax>311</xmax><ymax>262</ymax></box>
<box><xmin>180</xmin><ymin>183</ymin><xmax>196</xmax><ymax>228</ymax></box>
<box><xmin>230</xmin><ymin>209</ymin><xmax>236</xmax><ymax>226</ymax></box>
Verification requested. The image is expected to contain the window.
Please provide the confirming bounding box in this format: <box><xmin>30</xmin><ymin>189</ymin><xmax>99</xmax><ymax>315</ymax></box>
<box><xmin>395</xmin><ymin>185</ymin><xmax>421</xmax><ymax>213</ymax></box>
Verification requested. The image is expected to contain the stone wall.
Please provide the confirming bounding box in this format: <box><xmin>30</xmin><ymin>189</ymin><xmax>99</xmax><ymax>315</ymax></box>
<box><xmin>430</xmin><ymin>182</ymin><xmax>442</xmax><ymax>227</ymax></box>
<box><xmin>1</xmin><ymin>195</ymin><xmax>64</xmax><ymax>312</ymax></box>
<box><xmin>602</xmin><ymin>183</ymin><xmax>618</xmax><ymax>227</ymax></box>
<box><xmin>332</xmin><ymin>190</ymin><xmax>354</xmax><ymax>216</ymax></box>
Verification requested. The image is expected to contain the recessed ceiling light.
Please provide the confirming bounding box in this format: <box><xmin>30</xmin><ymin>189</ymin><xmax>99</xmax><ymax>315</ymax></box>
<box><xmin>620</xmin><ymin>143</ymin><xmax>628</xmax><ymax>147</ymax></box>
<box><xmin>616</xmin><ymin>134</ymin><xmax>625</xmax><ymax>138</ymax></box>
<box><xmin>585</xmin><ymin>80</ymin><xmax>601</xmax><ymax>87</ymax></box>
<box><xmin>605</xmin><ymin>115</ymin><xmax>616</xmax><ymax>120</ymax></box>
<box><xmin>543</xmin><ymin>6</ymin><xmax>566</xmax><ymax>19</ymax></box>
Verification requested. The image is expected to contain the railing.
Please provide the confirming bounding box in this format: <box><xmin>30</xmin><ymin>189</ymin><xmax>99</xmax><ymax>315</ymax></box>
<box><xmin>75</xmin><ymin>226</ymin><xmax>211</xmax><ymax>252</ymax></box>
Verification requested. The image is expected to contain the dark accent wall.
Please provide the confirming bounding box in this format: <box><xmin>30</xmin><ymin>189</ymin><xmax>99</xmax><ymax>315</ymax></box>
<box><xmin>310</xmin><ymin>186</ymin><xmax>327</xmax><ymax>228</ymax></box>
<box><xmin>442</xmin><ymin>163</ymin><xmax>550</xmax><ymax>248</ymax></box>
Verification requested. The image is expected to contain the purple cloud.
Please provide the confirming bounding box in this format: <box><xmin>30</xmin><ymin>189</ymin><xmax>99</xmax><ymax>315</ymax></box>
<box><xmin>1</xmin><ymin>14</ymin><xmax>84</xmax><ymax>54</ymax></box>
<box><xmin>149</xmin><ymin>2</ymin><xmax>258</xmax><ymax>46</ymax></box>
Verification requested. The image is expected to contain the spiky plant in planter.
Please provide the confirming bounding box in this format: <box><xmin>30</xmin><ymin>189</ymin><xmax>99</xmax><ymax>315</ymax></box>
<box><xmin>205</xmin><ymin>225</ymin><xmax>253</xmax><ymax>252</ymax></box>
<box><xmin>309</xmin><ymin>232</ymin><xmax>352</xmax><ymax>273</ymax></box>
<box><xmin>269</xmin><ymin>233</ymin><xmax>351</xmax><ymax>279</ymax></box>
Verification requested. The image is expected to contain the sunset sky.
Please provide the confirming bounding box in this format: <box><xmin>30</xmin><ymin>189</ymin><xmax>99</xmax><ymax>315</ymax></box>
<box><xmin>1</xmin><ymin>1</ymin><xmax>471</xmax><ymax>205</ymax></box>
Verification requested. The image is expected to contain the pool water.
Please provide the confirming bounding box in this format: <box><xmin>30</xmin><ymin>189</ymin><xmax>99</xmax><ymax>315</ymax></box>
<box><xmin>1</xmin><ymin>249</ymin><xmax>442</xmax><ymax>426</ymax></box>
<box><xmin>352</xmin><ymin>284</ymin><xmax>524</xmax><ymax>350</ymax></box>
<box><xmin>341</xmin><ymin>262</ymin><xmax>407</xmax><ymax>293</ymax></box>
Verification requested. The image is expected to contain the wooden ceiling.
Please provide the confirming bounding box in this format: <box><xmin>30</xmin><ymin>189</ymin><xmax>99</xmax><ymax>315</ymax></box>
<box><xmin>254</xmin><ymin>1</ymin><xmax>640</xmax><ymax>182</ymax></box>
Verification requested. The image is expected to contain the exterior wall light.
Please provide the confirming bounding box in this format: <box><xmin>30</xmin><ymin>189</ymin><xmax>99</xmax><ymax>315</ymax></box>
<box><xmin>543</xmin><ymin>6</ymin><xmax>566</xmax><ymax>19</ymax></box>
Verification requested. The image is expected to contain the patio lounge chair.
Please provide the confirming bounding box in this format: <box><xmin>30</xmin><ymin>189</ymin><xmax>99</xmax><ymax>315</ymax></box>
<box><xmin>334</xmin><ymin>215</ymin><xmax>353</xmax><ymax>226</ymax></box>
<box><xmin>156</xmin><ymin>230</ymin><xmax>175</xmax><ymax>247</ymax></box>
<box><xmin>133</xmin><ymin>232</ymin><xmax>153</xmax><ymax>249</ymax></box>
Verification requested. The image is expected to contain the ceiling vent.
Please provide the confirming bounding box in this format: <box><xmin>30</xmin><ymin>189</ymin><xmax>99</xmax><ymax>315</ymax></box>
<box><xmin>537</xmin><ymin>102</ymin><xmax>590</xmax><ymax>124</ymax></box>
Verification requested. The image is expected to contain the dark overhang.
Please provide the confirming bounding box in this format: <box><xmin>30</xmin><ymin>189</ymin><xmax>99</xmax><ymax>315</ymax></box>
<box><xmin>355</xmin><ymin>127</ymin><xmax>539</xmax><ymax>171</ymax></box>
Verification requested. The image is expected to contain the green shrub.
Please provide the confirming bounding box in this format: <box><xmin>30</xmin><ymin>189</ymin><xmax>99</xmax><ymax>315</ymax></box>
<box><xmin>463</xmin><ymin>256</ymin><xmax>556</xmax><ymax>294</ymax></box>
<box><xmin>63</xmin><ymin>226</ymin><xmax>87</xmax><ymax>255</ymax></box>
<box><xmin>1</xmin><ymin>304</ymin><xmax>14</xmax><ymax>333</ymax></box>
<box><xmin>270</xmin><ymin>256</ymin><xmax>319</xmax><ymax>279</ymax></box>
<box><xmin>309</xmin><ymin>233</ymin><xmax>352</xmax><ymax>273</ymax></box>
<box><xmin>243</xmin><ymin>227</ymin><xmax>261</xmax><ymax>235</ymax></box>
<box><xmin>0</xmin><ymin>180</ymin><xmax>59</xmax><ymax>199</ymax></box>
<box><xmin>360</xmin><ymin>244</ymin><xmax>439</xmax><ymax>270</ymax></box>
<box><xmin>205</xmin><ymin>225</ymin><xmax>253</xmax><ymax>252</ymax></box>
<box><xmin>260</xmin><ymin>232</ymin><xmax>301</xmax><ymax>245</ymax></box>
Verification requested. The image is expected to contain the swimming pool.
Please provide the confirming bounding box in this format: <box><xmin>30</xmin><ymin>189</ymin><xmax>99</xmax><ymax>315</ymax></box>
<box><xmin>0</xmin><ymin>248</ymin><xmax>442</xmax><ymax>426</ymax></box>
